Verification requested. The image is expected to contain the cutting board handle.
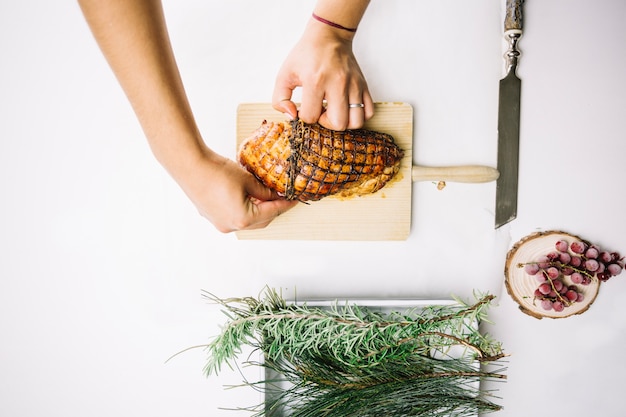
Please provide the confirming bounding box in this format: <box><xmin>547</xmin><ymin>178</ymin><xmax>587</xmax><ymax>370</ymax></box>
<box><xmin>412</xmin><ymin>165</ymin><xmax>499</xmax><ymax>183</ymax></box>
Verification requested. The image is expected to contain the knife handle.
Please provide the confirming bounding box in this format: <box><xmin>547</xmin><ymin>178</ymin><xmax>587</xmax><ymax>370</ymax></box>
<box><xmin>411</xmin><ymin>165</ymin><xmax>499</xmax><ymax>183</ymax></box>
<box><xmin>504</xmin><ymin>0</ymin><xmax>524</xmax><ymax>73</ymax></box>
<box><xmin>504</xmin><ymin>0</ymin><xmax>524</xmax><ymax>33</ymax></box>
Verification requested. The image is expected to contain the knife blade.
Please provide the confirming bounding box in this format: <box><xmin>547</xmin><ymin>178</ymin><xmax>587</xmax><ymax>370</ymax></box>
<box><xmin>495</xmin><ymin>0</ymin><xmax>524</xmax><ymax>228</ymax></box>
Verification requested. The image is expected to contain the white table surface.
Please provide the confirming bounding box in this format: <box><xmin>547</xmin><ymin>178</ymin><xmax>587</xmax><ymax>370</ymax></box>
<box><xmin>1</xmin><ymin>1</ymin><xmax>625</xmax><ymax>416</ymax></box>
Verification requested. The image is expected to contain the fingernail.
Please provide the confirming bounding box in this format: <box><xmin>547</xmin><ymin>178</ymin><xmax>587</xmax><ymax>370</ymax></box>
<box><xmin>283</xmin><ymin>112</ymin><xmax>294</xmax><ymax>120</ymax></box>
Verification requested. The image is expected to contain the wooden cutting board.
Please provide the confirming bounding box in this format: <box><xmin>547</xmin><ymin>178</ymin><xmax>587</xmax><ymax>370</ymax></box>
<box><xmin>235</xmin><ymin>102</ymin><xmax>413</xmax><ymax>241</ymax></box>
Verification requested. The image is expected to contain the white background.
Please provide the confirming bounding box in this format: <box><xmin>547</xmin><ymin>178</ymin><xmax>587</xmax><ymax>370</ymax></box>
<box><xmin>1</xmin><ymin>0</ymin><xmax>625</xmax><ymax>416</ymax></box>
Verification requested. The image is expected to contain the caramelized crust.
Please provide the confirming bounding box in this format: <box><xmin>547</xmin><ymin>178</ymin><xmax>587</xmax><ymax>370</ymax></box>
<box><xmin>238</xmin><ymin>120</ymin><xmax>404</xmax><ymax>201</ymax></box>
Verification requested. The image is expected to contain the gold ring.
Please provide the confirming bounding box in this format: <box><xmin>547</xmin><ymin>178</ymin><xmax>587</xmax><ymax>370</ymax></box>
<box><xmin>349</xmin><ymin>103</ymin><xmax>365</xmax><ymax>108</ymax></box>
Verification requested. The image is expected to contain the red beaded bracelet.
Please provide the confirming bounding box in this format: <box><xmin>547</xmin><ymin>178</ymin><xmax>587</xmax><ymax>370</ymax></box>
<box><xmin>312</xmin><ymin>12</ymin><xmax>357</xmax><ymax>33</ymax></box>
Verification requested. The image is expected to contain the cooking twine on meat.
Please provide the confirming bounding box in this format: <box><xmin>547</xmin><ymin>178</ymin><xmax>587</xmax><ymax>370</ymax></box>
<box><xmin>286</xmin><ymin>119</ymin><xmax>346</xmax><ymax>202</ymax></box>
<box><xmin>286</xmin><ymin>119</ymin><xmax>390</xmax><ymax>202</ymax></box>
<box><xmin>285</xmin><ymin>119</ymin><xmax>304</xmax><ymax>201</ymax></box>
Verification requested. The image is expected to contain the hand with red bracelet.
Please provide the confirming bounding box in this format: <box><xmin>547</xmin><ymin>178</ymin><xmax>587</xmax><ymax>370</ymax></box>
<box><xmin>273</xmin><ymin>0</ymin><xmax>374</xmax><ymax>131</ymax></box>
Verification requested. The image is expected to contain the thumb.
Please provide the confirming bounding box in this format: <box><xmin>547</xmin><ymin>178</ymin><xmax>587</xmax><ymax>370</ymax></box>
<box><xmin>245</xmin><ymin>198</ymin><xmax>299</xmax><ymax>230</ymax></box>
<box><xmin>275</xmin><ymin>100</ymin><xmax>298</xmax><ymax>121</ymax></box>
<box><xmin>272</xmin><ymin>82</ymin><xmax>299</xmax><ymax>120</ymax></box>
<box><xmin>245</xmin><ymin>176</ymin><xmax>282</xmax><ymax>202</ymax></box>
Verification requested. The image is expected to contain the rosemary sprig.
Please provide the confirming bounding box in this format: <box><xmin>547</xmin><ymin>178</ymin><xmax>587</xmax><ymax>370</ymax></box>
<box><xmin>203</xmin><ymin>289</ymin><xmax>502</xmax><ymax>374</ymax></box>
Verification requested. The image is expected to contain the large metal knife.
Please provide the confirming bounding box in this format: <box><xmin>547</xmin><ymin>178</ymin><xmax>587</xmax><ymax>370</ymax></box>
<box><xmin>495</xmin><ymin>0</ymin><xmax>524</xmax><ymax>228</ymax></box>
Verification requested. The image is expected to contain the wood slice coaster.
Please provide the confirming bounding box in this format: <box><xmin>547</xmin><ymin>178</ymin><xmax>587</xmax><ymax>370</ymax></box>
<box><xmin>505</xmin><ymin>230</ymin><xmax>600</xmax><ymax>319</ymax></box>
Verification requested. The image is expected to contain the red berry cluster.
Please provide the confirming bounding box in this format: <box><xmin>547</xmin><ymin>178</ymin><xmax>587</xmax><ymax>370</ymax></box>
<box><xmin>522</xmin><ymin>239</ymin><xmax>624</xmax><ymax>312</ymax></box>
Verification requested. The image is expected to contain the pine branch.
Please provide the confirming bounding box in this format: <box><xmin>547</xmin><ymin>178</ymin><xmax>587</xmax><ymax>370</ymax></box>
<box><xmin>261</xmin><ymin>360</ymin><xmax>504</xmax><ymax>417</ymax></box>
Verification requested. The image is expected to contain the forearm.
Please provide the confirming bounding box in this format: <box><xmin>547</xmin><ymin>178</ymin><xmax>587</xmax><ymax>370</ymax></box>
<box><xmin>78</xmin><ymin>0</ymin><xmax>297</xmax><ymax>231</ymax></box>
<box><xmin>77</xmin><ymin>0</ymin><xmax>210</xmax><ymax>179</ymax></box>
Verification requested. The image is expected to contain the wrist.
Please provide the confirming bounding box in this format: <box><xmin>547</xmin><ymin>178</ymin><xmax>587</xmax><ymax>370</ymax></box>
<box><xmin>304</xmin><ymin>16</ymin><xmax>355</xmax><ymax>44</ymax></box>
<box><xmin>163</xmin><ymin>139</ymin><xmax>227</xmax><ymax>199</ymax></box>
<box><xmin>150</xmin><ymin>130</ymin><xmax>212</xmax><ymax>181</ymax></box>
<box><xmin>311</xmin><ymin>12</ymin><xmax>357</xmax><ymax>34</ymax></box>
<box><xmin>311</xmin><ymin>0</ymin><xmax>369</xmax><ymax>40</ymax></box>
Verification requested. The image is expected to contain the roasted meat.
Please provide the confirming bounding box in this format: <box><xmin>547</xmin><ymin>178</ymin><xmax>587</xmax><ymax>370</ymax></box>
<box><xmin>238</xmin><ymin>119</ymin><xmax>404</xmax><ymax>201</ymax></box>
